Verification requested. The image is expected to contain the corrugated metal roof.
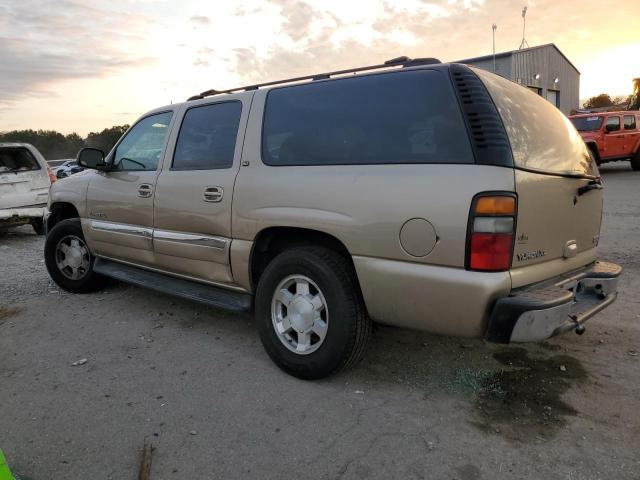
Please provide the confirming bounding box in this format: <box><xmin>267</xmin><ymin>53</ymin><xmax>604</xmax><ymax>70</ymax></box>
<box><xmin>455</xmin><ymin>43</ymin><xmax>580</xmax><ymax>75</ymax></box>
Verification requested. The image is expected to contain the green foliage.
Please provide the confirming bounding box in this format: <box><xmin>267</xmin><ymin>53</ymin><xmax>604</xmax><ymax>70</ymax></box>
<box><xmin>582</xmin><ymin>94</ymin><xmax>614</xmax><ymax>109</ymax></box>
<box><xmin>85</xmin><ymin>125</ymin><xmax>129</xmax><ymax>155</ymax></box>
<box><xmin>0</xmin><ymin>125</ymin><xmax>129</xmax><ymax>160</ymax></box>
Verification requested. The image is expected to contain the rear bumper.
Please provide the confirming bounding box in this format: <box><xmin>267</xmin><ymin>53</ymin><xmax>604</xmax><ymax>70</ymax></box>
<box><xmin>486</xmin><ymin>261</ymin><xmax>621</xmax><ymax>343</ymax></box>
<box><xmin>0</xmin><ymin>205</ymin><xmax>47</xmax><ymax>227</ymax></box>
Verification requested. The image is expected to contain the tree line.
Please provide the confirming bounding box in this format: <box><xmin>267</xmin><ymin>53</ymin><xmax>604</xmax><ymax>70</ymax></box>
<box><xmin>582</xmin><ymin>93</ymin><xmax>632</xmax><ymax>110</ymax></box>
<box><xmin>0</xmin><ymin>125</ymin><xmax>130</xmax><ymax>160</ymax></box>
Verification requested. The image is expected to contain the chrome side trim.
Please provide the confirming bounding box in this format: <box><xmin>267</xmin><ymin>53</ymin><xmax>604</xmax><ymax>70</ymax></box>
<box><xmin>153</xmin><ymin>229</ymin><xmax>228</xmax><ymax>250</ymax></box>
<box><xmin>90</xmin><ymin>220</ymin><xmax>153</xmax><ymax>238</ymax></box>
<box><xmin>94</xmin><ymin>254</ymin><xmax>248</xmax><ymax>293</ymax></box>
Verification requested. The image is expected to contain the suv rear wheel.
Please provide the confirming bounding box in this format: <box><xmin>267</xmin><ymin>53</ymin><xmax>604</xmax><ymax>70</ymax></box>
<box><xmin>631</xmin><ymin>150</ymin><xmax>640</xmax><ymax>171</ymax></box>
<box><xmin>44</xmin><ymin>218</ymin><xmax>107</xmax><ymax>293</ymax></box>
<box><xmin>255</xmin><ymin>246</ymin><xmax>371</xmax><ymax>379</ymax></box>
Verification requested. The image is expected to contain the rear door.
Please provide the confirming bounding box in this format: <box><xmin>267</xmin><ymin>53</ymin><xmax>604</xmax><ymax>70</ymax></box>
<box><xmin>152</xmin><ymin>95</ymin><xmax>250</xmax><ymax>286</ymax></box>
<box><xmin>602</xmin><ymin>116</ymin><xmax>625</xmax><ymax>157</ymax></box>
<box><xmin>622</xmin><ymin>114</ymin><xmax>638</xmax><ymax>156</ymax></box>
<box><xmin>474</xmin><ymin>68</ymin><xmax>603</xmax><ymax>288</ymax></box>
<box><xmin>0</xmin><ymin>145</ymin><xmax>49</xmax><ymax>210</ymax></box>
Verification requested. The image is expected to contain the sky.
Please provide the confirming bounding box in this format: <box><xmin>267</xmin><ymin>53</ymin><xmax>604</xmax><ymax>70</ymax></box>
<box><xmin>1</xmin><ymin>0</ymin><xmax>639</xmax><ymax>136</ymax></box>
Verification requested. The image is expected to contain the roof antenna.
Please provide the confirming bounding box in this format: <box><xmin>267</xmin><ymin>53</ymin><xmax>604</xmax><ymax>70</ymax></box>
<box><xmin>492</xmin><ymin>24</ymin><xmax>497</xmax><ymax>72</ymax></box>
<box><xmin>519</xmin><ymin>6</ymin><xmax>530</xmax><ymax>50</ymax></box>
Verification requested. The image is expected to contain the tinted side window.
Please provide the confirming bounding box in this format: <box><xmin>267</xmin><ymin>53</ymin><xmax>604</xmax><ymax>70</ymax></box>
<box><xmin>623</xmin><ymin>115</ymin><xmax>636</xmax><ymax>130</ymax></box>
<box><xmin>605</xmin><ymin>116</ymin><xmax>620</xmax><ymax>132</ymax></box>
<box><xmin>262</xmin><ymin>70</ymin><xmax>473</xmax><ymax>166</ymax></box>
<box><xmin>113</xmin><ymin>112</ymin><xmax>173</xmax><ymax>171</ymax></box>
<box><xmin>173</xmin><ymin>102</ymin><xmax>242</xmax><ymax>170</ymax></box>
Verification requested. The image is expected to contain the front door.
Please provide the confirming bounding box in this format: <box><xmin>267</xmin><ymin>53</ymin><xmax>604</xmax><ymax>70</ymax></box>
<box><xmin>152</xmin><ymin>96</ymin><xmax>250</xmax><ymax>286</ymax></box>
<box><xmin>602</xmin><ymin>115</ymin><xmax>624</xmax><ymax>157</ymax></box>
<box><xmin>622</xmin><ymin>114</ymin><xmax>638</xmax><ymax>156</ymax></box>
<box><xmin>83</xmin><ymin>110</ymin><xmax>175</xmax><ymax>266</ymax></box>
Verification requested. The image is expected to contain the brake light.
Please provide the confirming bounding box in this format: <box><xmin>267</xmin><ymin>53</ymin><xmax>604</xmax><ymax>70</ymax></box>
<box><xmin>47</xmin><ymin>166</ymin><xmax>57</xmax><ymax>184</ymax></box>
<box><xmin>467</xmin><ymin>194</ymin><xmax>516</xmax><ymax>272</ymax></box>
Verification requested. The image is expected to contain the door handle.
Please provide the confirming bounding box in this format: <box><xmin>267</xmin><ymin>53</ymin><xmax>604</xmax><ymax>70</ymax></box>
<box><xmin>203</xmin><ymin>186</ymin><xmax>223</xmax><ymax>203</ymax></box>
<box><xmin>138</xmin><ymin>183</ymin><xmax>153</xmax><ymax>198</ymax></box>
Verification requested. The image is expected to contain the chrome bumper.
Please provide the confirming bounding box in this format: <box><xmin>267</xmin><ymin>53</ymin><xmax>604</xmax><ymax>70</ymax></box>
<box><xmin>486</xmin><ymin>261</ymin><xmax>622</xmax><ymax>343</ymax></box>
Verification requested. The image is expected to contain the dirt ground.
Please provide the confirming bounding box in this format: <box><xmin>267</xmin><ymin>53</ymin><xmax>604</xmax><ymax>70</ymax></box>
<box><xmin>1</xmin><ymin>163</ymin><xmax>639</xmax><ymax>480</ymax></box>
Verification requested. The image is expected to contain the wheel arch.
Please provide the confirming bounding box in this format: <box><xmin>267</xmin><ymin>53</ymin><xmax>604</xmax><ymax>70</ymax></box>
<box><xmin>47</xmin><ymin>202</ymin><xmax>80</xmax><ymax>233</ymax></box>
<box><xmin>584</xmin><ymin>140</ymin><xmax>601</xmax><ymax>164</ymax></box>
<box><xmin>249</xmin><ymin>226</ymin><xmax>356</xmax><ymax>291</ymax></box>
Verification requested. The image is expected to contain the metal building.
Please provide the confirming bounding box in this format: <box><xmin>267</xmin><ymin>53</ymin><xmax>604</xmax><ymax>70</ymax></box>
<box><xmin>456</xmin><ymin>43</ymin><xmax>580</xmax><ymax>115</ymax></box>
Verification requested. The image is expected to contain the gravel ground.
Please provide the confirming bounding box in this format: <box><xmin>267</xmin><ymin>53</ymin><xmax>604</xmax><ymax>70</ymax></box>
<box><xmin>1</xmin><ymin>162</ymin><xmax>639</xmax><ymax>480</ymax></box>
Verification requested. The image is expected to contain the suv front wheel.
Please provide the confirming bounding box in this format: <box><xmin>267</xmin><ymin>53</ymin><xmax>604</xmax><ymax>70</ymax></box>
<box><xmin>255</xmin><ymin>247</ymin><xmax>371</xmax><ymax>379</ymax></box>
<box><xmin>44</xmin><ymin>218</ymin><xmax>107</xmax><ymax>293</ymax></box>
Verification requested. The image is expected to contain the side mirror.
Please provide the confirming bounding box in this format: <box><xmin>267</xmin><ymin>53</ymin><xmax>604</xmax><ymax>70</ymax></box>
<box><xmin>77</xmin><ymin>147</ymin><xmax>107</xmax><ymax>169</ymax></box>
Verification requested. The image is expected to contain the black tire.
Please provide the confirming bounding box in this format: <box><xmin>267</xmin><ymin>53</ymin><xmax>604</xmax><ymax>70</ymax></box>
<box><xmin>44</xmin><ymin>218</ymin><xmax>107</xmax><ymax>293</ymax></box>
<box><xmin>631</xmin><ymin>151</ymin><xmax>640</xmax><ymax>171</ymax></box>
<box><xmin>255</xmin><ymin>246</ymin><xmax>371</xmax><ymax>380</ymax></box>
<box><xmin>32</xmin><ymin>219</ymin><xmax>45</xmax><ymax>235</ymax></box>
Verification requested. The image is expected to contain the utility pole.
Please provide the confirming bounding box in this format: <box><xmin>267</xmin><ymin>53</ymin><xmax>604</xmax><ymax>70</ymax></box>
<box><xmin>519</xmin><ymin>6</ymin><xmax>530</xmax><ymax>50</ymax></box>
<box><xmin>492</xmin><ymin>24</ymin><xmax>497</xmax><ymax>73</ymax></box>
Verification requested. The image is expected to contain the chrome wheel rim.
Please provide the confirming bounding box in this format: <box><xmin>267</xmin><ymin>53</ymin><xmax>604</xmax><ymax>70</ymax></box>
<box><xmin>271</xmin><ymin>275</ymin><xmax>329</xmax><ymax>355</ymax></box>
<box><xmin>55</xmin><ymin>235</ymin><xmax>90</xmax><ymax>280</ymax></box>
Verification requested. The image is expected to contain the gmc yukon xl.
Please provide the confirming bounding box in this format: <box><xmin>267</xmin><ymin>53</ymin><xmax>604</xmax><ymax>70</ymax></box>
<box><xmin>44</xmin><ymin>58</ymin><xmax>621</xmax><ymax>379</ymax></box>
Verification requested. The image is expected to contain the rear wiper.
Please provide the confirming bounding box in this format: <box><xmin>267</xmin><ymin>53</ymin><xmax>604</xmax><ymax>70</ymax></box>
<box><xmin>577</xmin><ymin>178</ymin><xmax>603</xmax><ymax>196</ymax></box>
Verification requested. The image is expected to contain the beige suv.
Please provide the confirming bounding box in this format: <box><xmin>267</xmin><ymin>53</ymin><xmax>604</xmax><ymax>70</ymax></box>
<box><xmin>44</xmin><ymin>58</ymin><xmax>621</xmax><ymax>379</ymax></box>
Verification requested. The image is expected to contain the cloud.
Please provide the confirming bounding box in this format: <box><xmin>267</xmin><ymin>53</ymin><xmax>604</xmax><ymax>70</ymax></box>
<box><xmin>0</xmin><ymin>0</ymin><xmax>159</xmax><ymax>106</ymax></box>
<box><xmin>271</xmin><ymin>0</ymin><xmax>319</xmax><ymax>41</ymax></box>
<box><xmin>193</xmin><ymin>46</ymin><xmax>215</xmax><ymax>67</ymax></box>
<box><xmin>228</xmin><ymin>0</ymin><xmax>639</xmax><ymax>91</ymax></box>
<box><xmin>189</xmin><ymin>15</ymin><xmax>211</xmax><ymax>26</ymax></box>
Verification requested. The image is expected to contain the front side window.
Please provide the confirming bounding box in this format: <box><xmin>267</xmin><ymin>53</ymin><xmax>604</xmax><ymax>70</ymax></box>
<box><xmin>172</xmin><ymin>102</ymin><xmax>242</xmax><ymax>170</ymax></box>
<box><xmin>623</xmin><ymin>115</ymin><xmax>636</xmax><ymax>130</ymax></box>
<box><xmin>112</xmin><ymin>111</ymin><xmax>173</xmax><ymax>171</ymax></box>
<box><xmin>605</xmin><ymin>116</ymin><xmax>621</xmax><ymax>133</ymax></box>
<box><xmin>262</xmin><ymin>70</ymin><xmax>473</xmax><ymax>166</ymax></box>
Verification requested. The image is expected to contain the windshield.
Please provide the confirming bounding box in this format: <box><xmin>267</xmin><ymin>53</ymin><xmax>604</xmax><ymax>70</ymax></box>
<box><xmin>571</xmin><ymin>116</ymin><xmax>604</xmax><ymax>132</ymax></box>
<box><xmin>0</xmin><ymin>147</ymin><xmax>41</xmax><ymax>173</ymax></box>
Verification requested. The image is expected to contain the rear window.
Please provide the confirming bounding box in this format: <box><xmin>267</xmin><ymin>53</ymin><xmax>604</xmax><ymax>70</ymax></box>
<box><xmin>262</xmin><ymin>70</ymin><xmax>473</xmax><ymax>166</ymax></box>
<box><xmin>473</xmin><ymin>68</ymin><xmax>596</xmax><ymax>178</ymax></box>
<box><xmin>571</xmin><ymin>116</ymin><xmax>603</xmax><ymax>132</ymax></box>
<box><xmin>0</xmin><ymin>147</ymin><xmax>41</xmax><ymax>173</ymax></box>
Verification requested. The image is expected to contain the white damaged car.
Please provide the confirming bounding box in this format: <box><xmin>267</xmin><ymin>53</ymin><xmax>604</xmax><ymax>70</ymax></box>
<box><xmin>0</xmin><ymin>143</ymin><xmax>55</xmax><ymax>235</ymax></box>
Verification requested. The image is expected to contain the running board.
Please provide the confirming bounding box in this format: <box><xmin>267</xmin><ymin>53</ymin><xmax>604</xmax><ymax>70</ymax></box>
<box><xmin>93</xmin><ymin>258</ymin><xmax>252</xmax><ymax>313</ymax></box>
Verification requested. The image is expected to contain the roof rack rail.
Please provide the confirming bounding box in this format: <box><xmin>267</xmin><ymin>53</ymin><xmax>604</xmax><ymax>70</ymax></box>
<box><xmin>187</xmin><ymin>56</ymin><xmax>441</xmax><ymax>101</ymax></box>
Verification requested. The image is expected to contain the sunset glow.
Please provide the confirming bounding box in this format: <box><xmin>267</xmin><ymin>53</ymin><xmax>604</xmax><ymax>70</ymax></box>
<box><xmin>1</xmin><ymin>0</ymin><xmax>639</xmax><ymax>135</ymax></box>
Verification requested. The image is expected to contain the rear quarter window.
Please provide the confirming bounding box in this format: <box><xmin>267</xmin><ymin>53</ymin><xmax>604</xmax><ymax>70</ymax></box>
<box><xmin>473</xmin><ymin>68</ymin><xmax>595</xmax><ymax>178</ymax></box>
<box><xmin>262</xmin><ymin>69</ymin><xmax>473</xmax><ymax>166</ymax></box>
<box><xmin>0</xmin><ymin>147</ymin><xmax>41</xmax><ymax>173</ymax></box>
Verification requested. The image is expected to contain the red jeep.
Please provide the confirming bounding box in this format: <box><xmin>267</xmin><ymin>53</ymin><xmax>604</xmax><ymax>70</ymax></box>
<box><xmin>570</xmin><ymin>111</ymin><xmax>640</xmax><ymax>170</ymax></box>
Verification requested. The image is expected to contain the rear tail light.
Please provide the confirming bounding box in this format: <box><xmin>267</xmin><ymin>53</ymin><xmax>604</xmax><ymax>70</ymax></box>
<box><xmin>467</xmin><ymin>193</ymin><xmax>517</xmax><ymax>272</ymax></box>
<box><xmin>47</xmin><ymin>166</ymin><xmax>57</xmax><ymax>184</ymax></box>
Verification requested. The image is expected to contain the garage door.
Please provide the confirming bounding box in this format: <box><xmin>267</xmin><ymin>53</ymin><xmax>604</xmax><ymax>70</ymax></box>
<box><xmin>546</xmin><ymin>89</ymin><xmax>559</xmax><ymax>107</ymax></box>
